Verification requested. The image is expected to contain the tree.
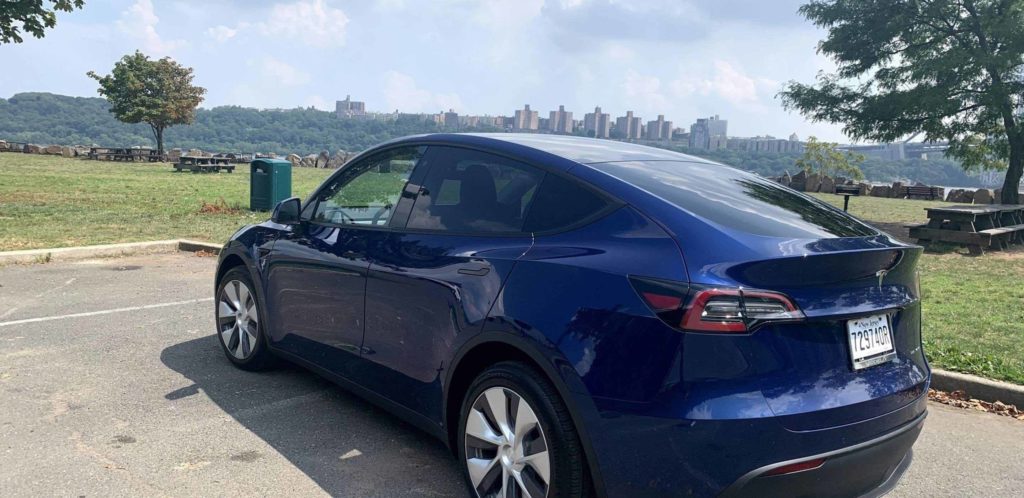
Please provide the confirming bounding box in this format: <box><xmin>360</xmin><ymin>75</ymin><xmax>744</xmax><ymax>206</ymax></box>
<box><xmin>1</xmin><ymin>0</ymin><xmax>84</xmax><ymax>44</ymax></box>
<box><xmin>796</xmin><ymin>136</ymin><xmax>865</xmax><ymax>180</ymax></box>
<box><xmin>781</xmin><ymin>0</ymin><xmax>1024</xmax><ymax>204</ymax></box>
<box><xmin>88</xmin><ymin>51</ymin><xmax>206</xmax><ymax>155</ymax></box>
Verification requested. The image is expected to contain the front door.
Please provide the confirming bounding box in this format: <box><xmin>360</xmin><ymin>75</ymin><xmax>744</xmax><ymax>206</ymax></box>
<box><xmin>264</xmin><ymin>146</ymin><xmax>426</xmax><ymax>379</ymax></box>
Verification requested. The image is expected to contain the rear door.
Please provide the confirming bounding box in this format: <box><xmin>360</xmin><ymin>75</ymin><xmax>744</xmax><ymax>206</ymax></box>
<box><xmin>359</xmin><ymin>146</ymin><xmax>541</xmax><ymax>420</ymax></box>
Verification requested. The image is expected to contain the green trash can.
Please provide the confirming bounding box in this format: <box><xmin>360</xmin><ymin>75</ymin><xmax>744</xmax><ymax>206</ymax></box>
<box><xmin>250</xmin><ymin>158</ymin><xmax>292</xmax><ymax>211</ymax></box>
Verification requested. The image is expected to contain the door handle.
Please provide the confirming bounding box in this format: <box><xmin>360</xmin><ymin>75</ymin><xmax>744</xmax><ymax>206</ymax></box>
<box><xmin>457</xmin><ymin>266</ymin><xmax>490</xmax><ymax>276</ymax></box>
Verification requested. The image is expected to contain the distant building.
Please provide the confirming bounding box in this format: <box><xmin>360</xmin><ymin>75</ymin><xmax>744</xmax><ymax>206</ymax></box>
<box><xmin>689</xmin><ymin>115</ymin><xmax>728</xmax><ymax>150</ymax></box>
<box><xmin>514</xmin><ymin>104</ymin><xmax>539</xmax><ymax>131</ymax></box>
<box><xmin>727</xmin><ymin>135</ymin><xmax>805</xmax><ymax>153</ymax></box>
<box><xmin>615</xmin><ymin>111</ymin><xmax>643</xmax><ymax>140</ymax></box>
<box><xmin>547</xmin><ymin>105</ymin><xmax>573</xmax><ymax>134</ymax></box>
<box><xmin>335</xmin><ymin>95</ymin><xmax>366</xmax><ymax>118</ymax></box>
<box><xmin>443</xmin><ymin>109</ymin><xmax>459</xmax><ymax>128</ymax></box>
<box><xmin>645</xmin><ymin>115</ymin><xmax>673</xmax><ymax>141</ymax></box>
<box><xmin>583</xmin><ymin>106</ymin><xmax>611</xmax><ymax>138</ymax></box>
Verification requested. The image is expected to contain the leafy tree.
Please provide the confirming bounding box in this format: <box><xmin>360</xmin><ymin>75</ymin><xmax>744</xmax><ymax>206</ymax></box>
<box><xmin>88</xmin><ymin>51</ymin><xmax>206</xmax><ymax>155</ymax></box>
<box><xmin>795</xmin><ymin>136</ymin><xmax>865</xmax><ymax>179</ymax></box>
<box><xmin>781</xmin><ymin>0</ymin><xmax>1024</xmax><ymax>204</ymax></box>
<box><xmin>0</xmin><ymin>0</ymin><xmax>83</xmax><ymax>43</ymax></box>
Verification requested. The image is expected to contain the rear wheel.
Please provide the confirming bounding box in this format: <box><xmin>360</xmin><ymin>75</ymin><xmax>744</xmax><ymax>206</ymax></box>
<box><xmin>457</xmin><ymin>361</ymin><xmax>587</xmax><ymax>498</ymax></box>
<box><xmin>216</xmin><ymin>267</ymin><xmax>275</xmax><ymax>371</ymax></box>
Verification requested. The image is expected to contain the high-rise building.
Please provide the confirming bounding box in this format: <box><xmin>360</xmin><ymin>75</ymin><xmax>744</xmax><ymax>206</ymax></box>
<box><xmin>583</xmin><ymin>106</ymin><xmax>611</xmax><ymax>138</ymax></box>
<box><xmin>514</xmin><ymin>104</ymin><xmax>539</xmax><ymax>131</ymax></box>
<box><xmin>689</xmin><ymin>115</ymin><xmax>728</xmax><ymax>150</ymax></box>
<box><xmin>335</xmin><ymin>95</ymin><xmax>366</xmax><ymax>118</ymax></box>
<box><xmin>443</xmin><ymin>109</ymin><xmax>459</xmax><ymax>128</ymax></box>
<box><xmin>645</xmin><ymin>115</ymin><xmax>673</xmax><ymax>141</ymax></box>
<box><xmin>615</xmin><ymin>111</ymin><xmax>643</xmax><ymax>140</ymax></box>
<box><xmin>547</xmin><ymin>105</ymin><xmax>573</xmax><ymax>134</ymax></box>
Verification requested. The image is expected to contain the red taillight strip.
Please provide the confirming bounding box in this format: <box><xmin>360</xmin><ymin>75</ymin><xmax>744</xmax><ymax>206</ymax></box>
<box><xmin>679</xmin><ymin>288</ymin><xmax>799</xmax><ymax>333</ymax></box>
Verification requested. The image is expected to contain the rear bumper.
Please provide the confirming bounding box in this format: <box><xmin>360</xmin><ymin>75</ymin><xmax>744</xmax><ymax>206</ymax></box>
<box><xmin>719</xmin><ymin>410</ymin><xmax>925</xmax><ymax>497</ymax></box>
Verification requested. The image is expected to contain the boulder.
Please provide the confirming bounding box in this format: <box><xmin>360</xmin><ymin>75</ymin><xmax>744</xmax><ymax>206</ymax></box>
<box><xmin>805</xmin><ymin>172</ymin><xmax>821</xmax><ymax>192</ymax></box>
<box><xmin>890</xmin><ymin>181</ymin><xmax>904</xmax><ymax>198</ymax></box>
<box><xmin>326</xmin><ymin>150</ymin><xmax>352</xmax><ymax>169</ymax></box>
<box><xmin>780</xmin><ymin>170</ymin><xmax>792</xmax><ymax>187</ymax></box>
<box><xmin>870</xmin><ymin>185</ymin><xmax>891</xmax><ymax>197</ymax></box>
<box><xmin>25</xmin><ymin>144</ymin><xmax>41</xmax><ymax>154</ymax></box>
<box><xmin>857</xmin><ymin>182</ymin><xmax>871</xmax><ymax>195</ymax></box>
<box><xmin>44</xmin><ymin>145</ymin><xmax>62</xmax><ymax>155</ymax></box>
<box><xmin>286</xmin><ymin>153</ymin><xmax>301</xmax><ymax>168</ymax></box>
<box><xmin>317</xmin><ymin>150</ymin><xmax>330</xmax><ymax>168</ymax></box>
<box><xmin>946</xmin><ymin>189</ymin><xmax>964</xmax><ymax>203</ymax></box>
<box><xmin>301</xmin><ymin>154</ymin><xmax>318</xmax><ymax>168</ymax></box>
<box><xmin>790</xmin><ymin>170</ymin><xmax>807</xmax><ymax>191</ymax></box>
<box><xmin>0</xmin><ymin>140</ymin><xmax>7</xmax><ymax>152</ymax></box>
<box><xmin>61</xmin><ymin>146</ymin><xmax>74</xmax><ymax>158</ymax></box>
<box><xmin>994</xmin><ymin>189</ymin><xmax>1003</xmax><ymax>202</ymax></box>
<box><xmin>973</xmin><ymin>188</ymin><xmax>993</xmax><ymax>205</ymax></box>
<box><xmin>73</xmin><ymin>146</ymin><xmax>90</xmax><ymax>157</ymax></box>
<box><xmin>819</xmin><ymin>175</ymin><xmax>836</xmax><ymax>194</ymax></box>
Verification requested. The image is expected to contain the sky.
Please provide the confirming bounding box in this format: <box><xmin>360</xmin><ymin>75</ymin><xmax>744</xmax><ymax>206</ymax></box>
<box><xmin>0</xmin><ymin>0</ymin><xmax>851</xmax><ymax>142</ymax></box>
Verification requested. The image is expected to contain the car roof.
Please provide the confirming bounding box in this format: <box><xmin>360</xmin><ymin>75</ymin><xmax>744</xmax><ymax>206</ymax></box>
<box><xmin>387</xmin><ymin>133</ymin><xmax>717</xmax><ymax>165</ymax></box>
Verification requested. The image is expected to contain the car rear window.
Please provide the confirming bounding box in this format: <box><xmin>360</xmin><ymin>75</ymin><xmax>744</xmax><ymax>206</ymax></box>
<box><xmin>589</xmin><ymin>160</ymin><xmax>877</xmax><ymax>238</ymax></box>
<box><xmin>523</xmin><ymin>173</ymin><xmax>612</xmax><ymax>233</ymax></box>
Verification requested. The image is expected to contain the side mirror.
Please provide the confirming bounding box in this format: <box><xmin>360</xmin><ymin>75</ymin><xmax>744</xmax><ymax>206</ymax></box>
<box><xmin>271</xmin><ymin>197</ymin><xmax>301</xmax><ymax>225</ymax></box>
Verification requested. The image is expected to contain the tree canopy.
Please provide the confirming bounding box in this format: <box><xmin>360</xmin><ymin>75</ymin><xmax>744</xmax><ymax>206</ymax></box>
<box><xmin>781</xmin><ymin>0</ymin><xmax>1024</xmax><ymax>203</ymax></box>
<box><xmin>88</xmin><ymin>51</ymin><xmax>206</xmax><ymax>155</ymax></box>
<box><xmin>796</xmin><ymin>136</ymin><xmax>865</xmax><ymax>180</ymax></box>
<box><xmin>0</xmin><ymin>0</ymin><xmax>84</xmax><ymax>44</ymax></box>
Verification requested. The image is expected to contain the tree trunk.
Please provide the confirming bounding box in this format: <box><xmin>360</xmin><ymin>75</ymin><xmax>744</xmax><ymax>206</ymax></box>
<box><xmin>149</xmin><ymin>124</ymin><xmax>165</xmax><ymax>157</ymax></box>
<box><xmin>1000</xmin><ymin>135</ymin><xmax>1024</xmax><ymax>204</ymax></box>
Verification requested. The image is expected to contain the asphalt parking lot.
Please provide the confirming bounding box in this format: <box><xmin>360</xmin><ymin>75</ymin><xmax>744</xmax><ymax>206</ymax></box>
<box><xmin>1</xmin><ymin>253</ymin><xmax>1022</xmax><ymax>497</ymax></box>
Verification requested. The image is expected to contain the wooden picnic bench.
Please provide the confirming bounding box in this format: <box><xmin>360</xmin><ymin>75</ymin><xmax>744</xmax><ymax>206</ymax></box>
<box><xmin>901</xmin><ymin>185</ymin><xmax>944</xmax><ymax>200</ymax></box>
<box><xmin>173</xmin><ymin>155</ymin><xmax>235</xmax><ymax>173</ymax></box>
<box><xmin>908</xmin><ymin>204</ymin><xmax>1024</xmax><ymax>254</ymax></box>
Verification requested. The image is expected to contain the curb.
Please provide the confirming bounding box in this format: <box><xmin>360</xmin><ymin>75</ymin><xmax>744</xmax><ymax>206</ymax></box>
<box><xmin>931</xmin><ymin>369</ymin><xmax>1024</xmax><ymax>408</ymax></box>
<box><xmin>0</xmin><ymin>239</ymin><xmax>222</xmax><ymax>266</ymax></box>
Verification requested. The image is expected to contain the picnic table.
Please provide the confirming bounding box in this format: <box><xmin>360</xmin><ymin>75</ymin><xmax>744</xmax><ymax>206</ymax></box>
<box><xmin>173</xmin><ymin>155</ymin><xmax>235</xmax><ymax>173</ymax></box>
<box><xmin>908</xmin><ymin>204</ymin><xmax>1024</xmax><ymax>255</ymax></box>
<box><xmin>88</xmin><ymin>147</ymin><xmax>166</xmax><ymax>162</ymax></box>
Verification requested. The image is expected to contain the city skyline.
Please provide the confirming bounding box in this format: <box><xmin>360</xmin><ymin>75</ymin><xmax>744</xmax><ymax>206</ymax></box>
<box><xmin>0</xmin><ymin>0</ymin><xmax>849</xmax><ymax>142</ymax></box>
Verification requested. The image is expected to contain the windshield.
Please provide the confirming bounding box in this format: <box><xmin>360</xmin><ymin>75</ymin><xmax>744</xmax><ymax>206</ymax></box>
<box><xmin>590</xmin><ymin>160</ymin><xmax>877</xmax><ymax>239</ymax></box>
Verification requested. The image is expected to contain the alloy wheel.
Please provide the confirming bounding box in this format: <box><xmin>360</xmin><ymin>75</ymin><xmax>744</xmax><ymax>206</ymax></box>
<box><xmin>217</xmin><ymin>279</ymin><xmax>259</xmax><ymax>360</ymax></box>
<box><xmin>465</xmin><ymin>387</ymin><xmax>551</xmax><ymax>498</ymax></box>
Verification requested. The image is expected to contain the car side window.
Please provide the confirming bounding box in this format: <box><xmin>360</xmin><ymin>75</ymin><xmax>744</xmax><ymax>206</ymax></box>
<box><xmin>406</xmin><ymin>147</ymin><xmax>543</xmax><ymax>233</ymax></box>
<box><xmin>313</xmin><ymin>146</ymin><xmax>425</xmax><ymax>226</ymax></box>
<box><xmin>523</xmin><ymin>173</ymin><xmax>613</xmax><ymax>233</ymax></box>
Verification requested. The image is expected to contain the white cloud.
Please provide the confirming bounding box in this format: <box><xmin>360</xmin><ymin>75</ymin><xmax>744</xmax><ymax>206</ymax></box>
<box><xmin>116</xmin><ymin>0</ymin><xmax>184</xmax><ymax>55</ymax></box>
<box><xmin>257</xmin><ymin>57</ymin><xmax>311</xmax><ymax>87</ymax></box>
<box><xmin>622</xmin><ymin>69</ymin><xmax>669</xmax><ymax>114</ymax></box>
<box><xmin>206</xmin><ymin>25</ymin><xmax>239</xmax><ymax>43</ymax></box>
<box><xmin>671</xmin><ymin>60</ymin><xmax>767</xmax><ymax>106</ymax></box>
<box><xmin>266</xmin><ymin>0</ymin><xmax>349</xmax><ymax>49</ymax></box>
<box><xmin>382</xmin><ymin>71</ymin><xmax>463</xmax><ymax>113</ymax></box>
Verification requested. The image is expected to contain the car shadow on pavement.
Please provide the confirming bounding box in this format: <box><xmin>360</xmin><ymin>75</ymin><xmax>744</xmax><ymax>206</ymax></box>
<box><xmin>160</xmin><ymin>335</ymin><xmax>463</xmax><ymax>497</ymax></box>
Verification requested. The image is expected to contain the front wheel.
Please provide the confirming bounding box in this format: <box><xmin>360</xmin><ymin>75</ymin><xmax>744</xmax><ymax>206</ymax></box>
<box><xmin>457</xmin><ymin>361</ymin><xmax>587</xmax><ymax>498</ymax></box>
<box><xmin>216</xmin><ymin>267</ymin><xmax>275</xmax><ymax>371</ymax></box>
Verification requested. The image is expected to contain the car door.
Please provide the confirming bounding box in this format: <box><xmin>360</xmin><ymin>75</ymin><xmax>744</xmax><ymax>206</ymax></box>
<box><xmin>264</xmin><ymin>146</ymin><xmax>427</xmax><ymax>379</ymax></box>
<box><xmin>359</xmin><ymin>146</ymin><xmax>541</xmax><ymax>421</ymax></box>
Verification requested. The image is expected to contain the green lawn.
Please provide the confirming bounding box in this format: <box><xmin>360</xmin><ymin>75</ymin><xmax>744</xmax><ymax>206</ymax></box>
<box><xmin>0</xmin><ymin>154</ymin><xmax>332</xmax><ymax>250</ymax></box>
<box><xmin>2</xmin><ymin>154</ymin><xmax>1022</xmax><ymax>384</ymax></box>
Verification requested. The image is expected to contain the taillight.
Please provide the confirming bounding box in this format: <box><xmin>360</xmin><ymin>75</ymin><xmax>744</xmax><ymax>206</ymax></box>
<box><xmin>761</xmin><ymin>458</ymin><xmax>826</xmax><ymax>477</ymax></box>
<box><xmin>631</xmin><ymin>278</ymin><xmax>803</xmax><ymax>334</ymax></box>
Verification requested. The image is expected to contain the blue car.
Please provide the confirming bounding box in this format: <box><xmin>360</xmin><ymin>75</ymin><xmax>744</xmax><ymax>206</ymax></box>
<box><xmin>215</xmin><ymin>134</ymin><xmax>928</xmax><ymax>497</ymax></box>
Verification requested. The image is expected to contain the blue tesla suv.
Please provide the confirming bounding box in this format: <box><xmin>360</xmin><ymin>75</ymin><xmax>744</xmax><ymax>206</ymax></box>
<box><xmin>215</xmin><ymin>134</ymin><xmax>928</xmax><ymax>497</ymax></box>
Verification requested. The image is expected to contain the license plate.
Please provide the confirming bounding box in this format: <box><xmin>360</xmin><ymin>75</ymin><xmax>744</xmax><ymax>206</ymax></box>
<box><xmin>846</xmin><ymin>314</ymin><xmax>895</xmax><ymax>370</ymax></box>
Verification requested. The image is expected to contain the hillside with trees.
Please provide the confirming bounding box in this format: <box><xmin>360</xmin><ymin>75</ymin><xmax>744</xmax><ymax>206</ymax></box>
<box><xmin>0</xmin><ymin>92</ymin><xmax>990</xmax><ymax>187</ymax></box>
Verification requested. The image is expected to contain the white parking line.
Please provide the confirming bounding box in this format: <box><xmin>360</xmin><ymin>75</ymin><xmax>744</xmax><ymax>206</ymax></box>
<box><xmin>0</xmin><ymin>298</ymin><xmax>214</xmax><ymax>328</ymax></box>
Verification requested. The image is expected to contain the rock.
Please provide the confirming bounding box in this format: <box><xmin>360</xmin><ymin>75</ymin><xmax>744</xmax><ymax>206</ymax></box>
<box><xmin>0</xmin><ymin>140</ymin><xmax>7</xmax><ymax>152</ymax></box>
<box><xmin>780</xmin><ymin>170</ymin><xmax>792</xmax><ymax>187</ymax></box>
<box><xmin>946</xmin><ymin>189</ymin><xmax>963</xmax><ymax>202</ymax></box>
<box><xmin>857</xmin><ymin>182</ymin><xmax>871</xmax><ymax>195</ymax></box>
<box><xmin>973</xmin><ymin>188</ymin><xmax>993</xmax><ymax>205</ymax></box>
<box><xmin>301</xmin><ymin>154</ymin><xmax>318</xmax><ymax>168</ymax></box>
<box><xmin>819</xmin><ymin>175</ymin><xmax>836</xmax><ymax>194</ymax></box>
<box><xmin>805</xmin><ymin>172</ymin><xmax>821</xmax><ymax>192</ymax></box>
<box><xmin>286</xmin><ymin>153</ymin><xmax>301</xmax><ymax>168</ymax></box>
<box><xmin>790</xmin><ymin>170</ymin><xmax>807</xmax><ymax>191</ymax></box>
<box><xmin>73</xmin><ymin>146</ymin><xmax>90</xmax><ymax>157</ymax></box>
<box><xmin>61</xmin><ymin>146</ymin><xmax>74</xmax><ymax>158</ymax></box>
<box><xmin>890</xmin><ymin>181</ymin><xmax>903</xmax><ymax>198</ymax></box>
<box><xmin>25</xmin><ymin>144</ymin><xmax>41</xmax><ymax>154</ymax></box>
<box><xmin>317</xmin><ymin>150</ymin><xmax>330</xmax><ymax>168</ymax></box>
<box><xmin>326</xmin><ymin>150</ymin><xmax>352</xmax><ymax>169</ymax></box>
<box><xmin>994</xmin><ymin>189</ymin><xmax>1003</xmax><ymax>202</ymax></box>
<box><xmin>44</xmin><ymin>145</ymin><xmax>62</xmax><ymax>155</ymax></box>
<box><xmin>186</xmin><ymin>148</ymin><xmax>204</xmax><ymax>157</ymax></box>
<box><xmin>870</xmin><ymin>185</ymin><xmax>891</xmax><ymax>197</ymax></box>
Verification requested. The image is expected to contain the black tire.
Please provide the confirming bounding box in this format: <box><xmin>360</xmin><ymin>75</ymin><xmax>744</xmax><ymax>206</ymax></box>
<box><xmin>457</xmin><ymin>361</ymin><xmax>587</xmax><ymax>498</ymax></box>
<box><xmin>215</xmin><ymin>267</ymin><xmax>276</xmax><ymax>371</ymax></box>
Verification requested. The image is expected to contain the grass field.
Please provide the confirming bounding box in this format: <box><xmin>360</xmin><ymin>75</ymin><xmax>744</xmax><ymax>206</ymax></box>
<box><xmin>2</xmin><ymin>153</ymin><xmax>1022</xmax><ymax>384</ymax></box>
<box><xmin>0</xmin><ymin>154</ymin><xmax>333</xmax><ymax>250</ymax></box>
